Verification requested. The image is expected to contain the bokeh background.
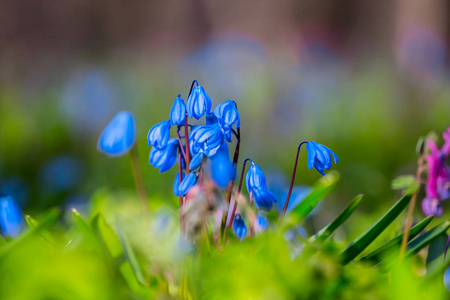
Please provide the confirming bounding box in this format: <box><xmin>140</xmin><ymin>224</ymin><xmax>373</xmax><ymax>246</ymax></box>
<box><xmin>1</xmin><ymin>0</ymin><xmax>450</xmax><ymax>232</ymax></box>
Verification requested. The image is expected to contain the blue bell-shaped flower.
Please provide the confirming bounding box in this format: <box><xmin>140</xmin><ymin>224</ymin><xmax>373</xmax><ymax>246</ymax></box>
<box><xmin>206</xmin><ymin>112</ymin><xmax>218</xmax><ymax>125</ymax></box>
<box><xmin>97</xmin><ymin>111</ymin><xmax>136</xmax><ymax>157</ymax></box>
<box><xmin>170</xmin><ymin>95</ymin><xmax>186</xmax><ymax>126</ymax></box>
<box><xmin>179</xmin><ymin>172</ymin><xmax>197</xmax><ymax>196</ymax></box>
<box><xmin>149</xmin><ymin>138</ymin><xmax>178</xmax><ymax>173</ymax></box>
<box><xmin>233</xmin><ymin>214</ymin><xmax>247</xmax><ymax>241</ymax></box>
<box><xmin>147</xmin><ymin>120</ymin><xmax>171</xmax><ymax>149</ymax></box>
<box><xmin>255</xmin><ymin>211</ymin><xmax>269</xmax><ymax>233</ymax></box>
<box><xmin>186</xmin><ymin>85</ymin><xmax>212</xmax><ymax>119</ymax></box>
<box><xmin>173</xmin><ymin>173</ymin><xmax>186</xmax><ymax>196</ymax></box>
<box><xmin>190</xmin><ymin>124</ymin><xmax>224</xmax><ymax>157</ymax></box>
<box><xmin>245</xmin><ymin>164</ymin><xmax>267</xmax><ymax>194</ymax></box>
<box><xmin>306</xmin><ymin>141</ymin><xmax>338</xmax><ymax>175</ymax></box>
<box><xmin>252</xmin><ymin>188</ymin><xmax>277</xmax><ymax>211</ymax></box>
<box><xmin>214</xmin><ymin>100</ymin><xmax>240</xmax><ymax>141</ymax></box>
<box><xmin>211</xmin><ymin>152</ymin><xmax>236</xmax><ymax>189</ymax></box>
<box><xmin>0</xmin><ymin>194</ymin><xmax>22</xmax><ymax>238</ymax></box>
<box><xmin>189</xmin><ymin>153</ymin><xmax>204</xmax><ymax>171</ymax></box>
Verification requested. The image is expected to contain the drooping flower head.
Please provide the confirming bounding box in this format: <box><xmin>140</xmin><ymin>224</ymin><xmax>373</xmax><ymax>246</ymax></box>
<box><xmin>170</xmin><ymin>95</ymin><xmax>186</xmax><ymax>126</ymax></box>
<box><xmin>190</xmin><ymin>124</ymin><xmax>224</xmax><ymax>157</ymax></box>
<box><xmin>0</xmin><ymin>194</ymin><xmax>22</xmax><ymax>238</ymax></box>
<box><xmin>149</xmin><ymin>138</ymin><xmax>178</xmax><ymax>173</ymax></box>
<box><xmin>210</xmin><ymin>145</ymin><xmax>236</xmax><ymax>189</ymax></box>
<box><xmin>173</xmin><ymin>173</ymin><xmax>186</xmax><ymax>197</ymax></box>
<box><xmin>214</xmin><ymin>100</ymin><xmax>240</xmax><ymax>141</ymax></box>
<box><xmin>186</xmin><ymin>85</ymin><xmax>212</xmax><ymax>120</ymax></box>
<box><xmin>255</xmin><ymin>211</ymin><xmax>269</xmax><ymax>233</ymax></box>
<box><xmin>233</xmin><ymin>214</ymin><xmax>247</xmax><ymax>241</ymax></box>
<box><xmin>245</xmin><ymin>164</ymin><xmax>267</xmax><ymax>194</ymax></box>
<box><xmin>252</xmin><ymin>187</ymin><xmax>277</xmax><ymax>211</ymax></box>
<box><xmin>179</xmin><ymin>172</ymin><xmax>198</xmax><ymax>196</ymax></box>
<box><xmin>189</xmin><ymin>153</ymin><xmax>204</xmax><ymax>171</ymax></box>
<box><xmin>306</xmin><ymin>141</ymin><xmax>338</xmax><ymax>175</ymax></box>
<box><xmin>147</xmin><ymin>120</ymin><xmax>171</xmax><ymax>149</ymax></box>
<box><xmin>97</xmin><ymin>111</ymin><xmax>136</xmax><ymax>157</ymax></box>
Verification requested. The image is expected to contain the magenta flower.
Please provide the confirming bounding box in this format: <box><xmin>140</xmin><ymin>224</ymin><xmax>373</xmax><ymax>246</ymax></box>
<box><xmin>422</xmin><ymin>128</ymin><xmax>450</xmax><ymax>217</ymax></box>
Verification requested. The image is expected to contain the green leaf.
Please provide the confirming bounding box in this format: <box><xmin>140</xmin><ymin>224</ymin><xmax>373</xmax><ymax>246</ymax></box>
<box><xmin>115</xmin><ymin>219</ymin><xmax>147</xmax><ymax>286</ymax></box>
<box><xmin>0</xmin><ymin>208</ymin><xmax>60</xmax><ymax>256</ymax></box>
<box><xmin>291</xmin><ymin>171</ymin><xmax>339</xmax><ymax>223</ymax></box>
<box><xmin>311</xmin><ymin>194</ymin><xmax>363</xmax><ymax>243</ymax></box>
<box><xmin>340</xmin><ymin>195</ymin><xmax>412</xmax><ymax>264</ymax></box>
<box><xmin>25</xmin><ymin>214</ymin><xmax>56</xmax><ymax>245</ymax></box>
<box><xmin>391</xmin><ymin>176</ymin><xmax>420</xmax><ymax>195</ymax></box>
<box><xmin>91</xmin><ymin>213</ymin><xmax>123</xmax><ymax>259</ymax></box>
<box><xmin>359</xmin><ymin>216</ymin><xmax>433</xmax><ymax>262</ymax></box>
<box><xmin>72</xmin><ymin>209</ymin><xmax>106</xmax><ymax>258</ymax></box>
<box><xmin>405</xmin><ymin>221</ymin><xmax>450</xmax><ymax>258</ymax></box>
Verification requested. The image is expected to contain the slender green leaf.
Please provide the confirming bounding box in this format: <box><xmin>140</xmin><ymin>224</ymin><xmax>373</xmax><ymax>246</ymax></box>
<box><xmin>116</xmin><ymin>219</ymin><xmax>147</xmax><ymax>286</ymax></box>
<box><xmin>291</xmin><ymin>171</ymin><xmax>339</xmax><ymax>223</ymax></box>
<box><xmin>311</xmin><ymin>194</ymin><xmax>363</xmax><ymax>243</ymax></box>
<box><xmin>25</xmin><ymin>214</ymin><xmax>56</xmax><ymax>245</ymax></box>
<box><xmin>405</xmin><ymin>221</ymin><xmax>450</xmax><ymax>258</ymax></box>
<box><xmin>72</xmin><ymin>209</ymin><xmax>106</xmax><ymax>258</ymax></box>
<box><xmin>340</xmin><ymin>195</ymin><xmax>411</xmax><ymax>264</ymax></box>
<box><xmin>0</xmin><ymin>208</ymin><xmax>60</xmax><ymax>256</ymax></box>
<box><xmin>359</xmin><ymin>216</ymin><xmax>433</xmax><ymax>262</ymax></box>
<box><xmin>91</xmin><ymin>213</ymin><xmax>123</xmax><ymax>258</ymax></box>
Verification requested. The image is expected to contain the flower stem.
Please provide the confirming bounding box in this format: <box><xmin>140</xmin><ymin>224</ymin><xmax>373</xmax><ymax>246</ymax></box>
<box><xmin>227</xmin><ymin>158</ymin><xmax>253</xmax><ymax>228</ymax></box>
<box><xmin>129</xmin><ymin>143</ymin><xmax>149</xmax><ymax>218</ymax></box>
<box><xmin>176</xmin><ymin>129</ymin><xmax>187</xmax><ymax>161</ymax></box>
<box><xmin>220</xmin><ymin>127</ymin><xmax>241</xmax><ymax>243</ymax></box>
<box><xmin>281</xmin><ymin>141</ymin><xmax>308</xmax><ymax>218</ymax></box>
<box><xmin>178</xmin><ymin>152</ymin><xmax>184</xmax><ymax>237</ymax></box>
<box><xmin>399</xmin><ymin>155</ymin><xmax>424</xmax><ymax>259</ymax></box>
<box><xmin>184</xmin><ymin>114</ymin><xmax>191</xmax><ymax>174</ymax></box>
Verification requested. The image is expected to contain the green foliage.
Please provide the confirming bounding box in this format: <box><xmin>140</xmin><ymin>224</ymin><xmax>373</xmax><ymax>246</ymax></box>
<box><xmin>391</xmin><ymin>176</ymin><xmax>420</xmax><ymax>195</ymax></box>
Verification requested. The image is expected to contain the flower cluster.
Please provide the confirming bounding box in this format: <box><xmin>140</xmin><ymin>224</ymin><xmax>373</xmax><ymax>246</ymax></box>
<box><xmin>147</xmin><ymin>80</ymin><xmax>240</xmax><ymax>198</ymax></box>
<box><xmin>422</xmin><ymin>128</ymin><xmax>450</xmax><ymax>217</ymax></box>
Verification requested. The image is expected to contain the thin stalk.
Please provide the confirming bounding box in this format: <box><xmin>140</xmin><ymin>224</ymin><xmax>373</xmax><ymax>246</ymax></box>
<box><xmin>178</xmin><ymin>152</ymin><xmax>184</xmax><ymax>237</ymax></box>
<box><xmin>184</xmin><ymin>114</ymin><xmax>191</xmax><ymax>173</ymax></box>
<box><xmin>399</xmin><ymin>155</ymin><xmax>424</xmax><ymax>259</ymax></box>
<box><xmin>129</xmin><ymin>143</ymin><xmax>149</xmax><ymax>218</ymax></box>
<box><xmin>227</xmin><ymin>157</ymin><xmax>253</xmax><ymax>228</ymax></box>
<box><xmin>176</xmin><ymin>129</ymin><xmax>187</xmax><ymax>160</ymax></box>
<box><xmin>220</xmin><ymin>127</ymin><xmax>241</xmax><ymax>243</ymax></box>
<box><xmin>281</xmin><ymin>141</ymin><xmax>308</xmax><ymax>218</ymax></box>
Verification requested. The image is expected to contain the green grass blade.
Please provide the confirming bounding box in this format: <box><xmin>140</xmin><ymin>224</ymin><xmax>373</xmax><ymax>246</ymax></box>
<box><xmin>0</xmin><ymin>208</ymin><xmax>60</xmax><ymax>256</ymax></box>
<box><xmin>340</xmin><ymin>195</ymin><xmax>412</xmax><ymax>264</ymax></box>
<box><xmin>25</xmin><ymin>214</ymin><xmax>56</xmax><ymax>245</ymax></box>
<box><xmin>91</xmin><ymin>213</ymin><xmax>124</xmax><ymax>259</ymax></box>
<box><xmin>359</xmin><ymin>216</ymin><xmax>433</xmax><ymax>262</ymax></box>
<box><xmin>405</xmin><ymin>221</ymin><xmax>450</xmax><ymax>258</ymax></box>
<box><xmin>291</xmin><ymin>171</ymin><xmax>339</xmax><ymax>223</ymax></box>
<box><xmin>311</xmin><ymin>194</ymin><xmax>363</xmax><ymax>242</ymax></box>
<box><xmin>115</xmin><ymin>219</ymin><xmax>147</xmax><ymax>286</ymax></box>
<box><xmin>72</xmin><ymin>209</ymin><xmax>106</xmax><ymax>258</ymax></box>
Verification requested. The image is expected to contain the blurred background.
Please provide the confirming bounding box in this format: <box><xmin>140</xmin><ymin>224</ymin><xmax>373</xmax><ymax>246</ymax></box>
<box><xmin>1</xmin><ymin>0</ymin><xmax>450</xmax><ymax>229</ymax></box>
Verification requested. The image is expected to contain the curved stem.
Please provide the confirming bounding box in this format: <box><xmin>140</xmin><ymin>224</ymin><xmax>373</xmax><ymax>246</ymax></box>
<box><xmin>281</xmin><ymin>141</ymin><xmax>308</xmax><ymax>218</ymax></box>
<box><xmin>220</xmin><ymin>127</ymin><xmax>241</xmax><ymax>242</ymax></box>
<box><xmin>227</xmin><ymin>158</ymin><xmax>254</xmax><ymax>228</ymax></box>
<box><xmin>129</xmin><ymin>143</ymin><xmax>149</xmax><ymax>221</ymax></box>
<box><xmin>176</xmin><ymin>129</ymin><xmax>187</xmax><ymax>161</ymax></box>
<box><xmin>178</xmin><ymin>152</ymin><xmax>184</xmax><ymax>237</ymax></box>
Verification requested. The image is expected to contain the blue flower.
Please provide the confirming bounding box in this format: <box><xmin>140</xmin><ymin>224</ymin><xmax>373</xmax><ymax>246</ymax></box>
<box><xmin>0</xmin><ymin>194</ymin><xmax>22</xmax><ymax>238</ymax></box>
<box><xmin>306</xmin><ymin>141</ymin><xmax>338</xmax><ymax>175</ymax></box>
<box><xmin>179</xmin><ymin>172</ymin><xmax>197</xmax><ymax>196</ymax></box>
<box><xmin>189</xmin><ymin>153</ymin><xmax>204</xmax><ymax>171</ymax></box>
<box><xmin>233</xmin><ymin>214</ymin><xmax>247</xmax><ymax>241</ymax></box>
<box><xmin>97</xmin><ymin>111</ymin><xmax>136</xmax><ymax>157</ymax></box>
<box><xmin>173</xmin><ymin>173</ymin><xmax>185</xmax><ymax>196</ymax></box>
<box><xmin>211</xmin><ymin>152</ymin><xmax>236</xmax><ymax>189</ymax></box>
<box><xmin>186</xmin><ymin>85</ymin><xmax>212</xmax><ymax>119</ymax></box>
<box><xmin>206</xmin><ymin>112</ymin><xmax>218</xmax><ymax>125</ymax></box>
<box><xmin>190</xmin><ymin>124</ymin><xmax>224</xmax><ymax>157</ymax></box>
<box><xmin>255</xmin><ymin>212</ymin><xmax>269</xmax><ymax>233</ymax></box>
<box><xmin>149</xmin><ymin>138</ymin><xmax>178</xmax><ymax>173</ymax></box>
<box><xmin>170</xmin><ymin>95</ymin><xmax>186</xmax><ymax>126</ymax></box>
<box><xmin>214</xmin><ymin>100</ymin><xmax>240</xmax><ymax>140</ymax></box>
<box><xmin>444</xmin><ymin>266</ymin><xmax>450</xmax><ymax>291</ymax></box>
<box><xmin>245</xmin><ymin>164</ymin><xmax>267</xmax><ymax>194</ymax></box>
<box><xmin>252</xmin><ymin>188</ymin><xmax>277</xmax><ymax>211</ymax></box>
<box><xmin>147</xmin><ymin>120</ymin><xmax>171</xmax><ymax>149</ymax></box>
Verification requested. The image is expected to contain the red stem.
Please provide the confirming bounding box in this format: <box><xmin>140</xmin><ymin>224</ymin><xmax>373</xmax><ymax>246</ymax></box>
<box><xmin>281</xmin><ymin>142</ymin><xmax>307</xmax><ymax>218</ymax></box>
<box><xmin>227</xmin><ymin>157</ymin><xmax>252</xmax><ymax>228</ymax></box>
